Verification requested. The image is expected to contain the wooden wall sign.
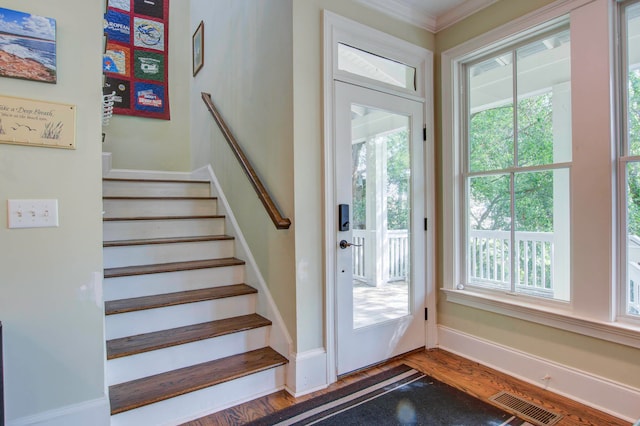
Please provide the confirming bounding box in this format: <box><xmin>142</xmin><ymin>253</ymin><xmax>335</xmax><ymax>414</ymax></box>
<box><xmin>0</xmin><ymin>95</ymin><xmax>76</xmax><ymax>149</ymax></box>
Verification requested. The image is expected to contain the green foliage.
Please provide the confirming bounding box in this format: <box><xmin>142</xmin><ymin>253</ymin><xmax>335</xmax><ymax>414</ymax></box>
<box><xmin>469</xmin><ymin>105</ymin><xmax>513</xmax><ymax>172</ymax></box>
<box><xmin>386</xmin><ymin>130</ymin><xmax>410</xmax><ymax>230</ymax></box>
<box><xmin>352</xmin><ymin>141</ymin><xmax>367</xmax><ymax>230</ymax></box>
<box><xmin>468</xmin><ymin>93</ymin><xmax>555</xmax><ymax>232</ymax></box>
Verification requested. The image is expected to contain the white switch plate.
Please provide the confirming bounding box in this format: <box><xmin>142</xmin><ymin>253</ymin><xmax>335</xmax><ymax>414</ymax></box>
<box><xmin>7</xmin><ymin>199</ymin><xmax>59</xmax><ymax>228</ymax></box>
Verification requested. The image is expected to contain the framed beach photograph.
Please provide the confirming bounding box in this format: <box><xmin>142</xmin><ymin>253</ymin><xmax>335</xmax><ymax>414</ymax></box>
<box><xmin>192</xmin><ymin>21</ymin><xmax>204</xmax><ymax>77</ymax></box>
<box><xmin>0</xmin><ymin>7</ymin><xmax>57</xmax><ymax>83</ymax></box>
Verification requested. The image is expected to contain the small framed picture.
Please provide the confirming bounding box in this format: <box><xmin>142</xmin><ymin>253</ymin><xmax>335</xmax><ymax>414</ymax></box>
<box><xmin>192</xmin><ymin>21</ymin><xmax>204</xmax><ymax>77</ymax></box>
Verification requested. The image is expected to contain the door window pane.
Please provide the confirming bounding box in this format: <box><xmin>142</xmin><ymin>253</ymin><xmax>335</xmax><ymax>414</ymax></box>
<box><xmin>351</xmin><ymin>104</ymin><xmax>410</xmax><ymax>328</ymax></box>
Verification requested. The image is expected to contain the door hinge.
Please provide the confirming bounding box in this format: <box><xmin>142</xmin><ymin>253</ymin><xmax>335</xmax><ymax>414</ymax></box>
<box><xmin>424</xmin><ymin>218</ymin><xmax>428</xmax><ymax>231</ymax></box>
<box><xmin>423</xmin><ymin>125</ymin><xmax>427</xmax><ymax>141</ymax></box>
<box><xmin>424</xmin><ymin>307</ymin><xmax>428</xmax><ymax>321</ymax></box>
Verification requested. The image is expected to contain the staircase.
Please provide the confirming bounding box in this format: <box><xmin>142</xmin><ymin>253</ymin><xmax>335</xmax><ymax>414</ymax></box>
<box><xmin>102</xmin><ymin>177</ymin><xmax>288</xmax><ymax>426</ymax></box>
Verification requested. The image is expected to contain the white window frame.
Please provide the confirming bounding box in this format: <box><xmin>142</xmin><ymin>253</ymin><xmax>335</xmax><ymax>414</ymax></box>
<box><xmin>461</xmin><ymin>25</ymin><xmax>572</xmax><ymax>300</ymax></box>
<box><xmin>616</xmin><ymin>0</ymin><xmax>640</xmax><ymax>324</ymax></box>
<box><xmin>442</xmin><ymin>0</ymin><xmax>640</xmax><ymax>349</ymax></box>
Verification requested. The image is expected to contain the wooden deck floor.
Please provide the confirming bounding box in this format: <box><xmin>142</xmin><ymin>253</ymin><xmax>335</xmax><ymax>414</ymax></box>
<box><xmin>182</xmin><ymin>348</ymin><xmax>631</xmax><ymax>426</ymax></box>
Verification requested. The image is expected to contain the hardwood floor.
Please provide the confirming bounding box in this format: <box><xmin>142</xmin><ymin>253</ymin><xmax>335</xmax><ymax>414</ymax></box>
<box><xmin>182</xmin><ymin>348</ymin><xmax>631</xmax><ymax>426</ymax></box>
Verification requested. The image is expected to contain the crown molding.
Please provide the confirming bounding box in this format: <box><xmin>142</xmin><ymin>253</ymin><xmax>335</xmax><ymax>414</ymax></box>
<box><xmin>436</xmin><ymin>0</ymin><xmax>499</xmax><ymax>32</ymax></box>
<box><xmin>355</xmin><ymin>0</ymin><xmax>437</xmax><ymax>32</ymax></box>
<box><xmin>356</xmin><ymin>0</ymin><xmax>498</xmax><ymax>33</ymax></box>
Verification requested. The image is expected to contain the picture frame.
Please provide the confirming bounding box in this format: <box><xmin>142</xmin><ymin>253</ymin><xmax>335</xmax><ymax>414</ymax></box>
<box><xmin>192</xmin><ymin>21</ymin><xmax>204</xmax><ymax>77</ymax></box>
<box><xmin>0</xmin><ymin>7</ymin><xmax>57</xmax><ymax>84</ymax></box>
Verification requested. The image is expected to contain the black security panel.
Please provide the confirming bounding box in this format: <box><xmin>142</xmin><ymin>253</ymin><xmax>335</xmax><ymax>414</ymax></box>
<box><xmin>339</xmin><ymin>204</ymin><xmax>350</xmax><ymax>231</ymax></box>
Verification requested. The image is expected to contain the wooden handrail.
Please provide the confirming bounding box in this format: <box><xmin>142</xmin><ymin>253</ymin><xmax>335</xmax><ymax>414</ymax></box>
<box><xmin>201</xmin><ymin>92</ymin><xmax>291</xmax><ymax>230</ymax></box>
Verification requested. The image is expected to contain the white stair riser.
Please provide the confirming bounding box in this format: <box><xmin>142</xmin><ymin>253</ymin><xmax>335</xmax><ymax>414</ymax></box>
<box><xmin>103</xmin><ymin>198</ymin><xmax>218</xmax><ymax>218</ymax></box>
<box><xmin>105</xmin><ymin>295</ymin><xmax>256</xmax><ymax>339</ymax></box>
<box><xmin>107</xmin><ymin>327</ymin><xmax>270</xmax><ymax>385</ymax></box>
<box><xmin>104</xmin><ymin>240</ymin><xmax>235</xmax><ymax>268</ymax></box>
<box><xmin>104</xmin><ymin>218</ymin><xmax>225</xmax><ymax>241</ymax></box>
<box><xmin>103</xmin><ymin>265</ymin><xmax>245</xmax><ymax>301</ymax></box>
<box><xmin>103</xmin><ymin>181</ymin><xmax>211</xmax><ymax>198</ymax></box>
<box><xmin>110</xmin><ymin>366</ymin><xmax>285</xmax><ymax>426</ymax></box>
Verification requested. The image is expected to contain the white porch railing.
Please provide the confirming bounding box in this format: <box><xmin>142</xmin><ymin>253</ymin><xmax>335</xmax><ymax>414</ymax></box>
<box><xmin>468</xmin><ymin>229</ymin><xmax>554</xmax><ymax>295</ymax></box>
<box><xmin>353</xmin><ymin>231</ymin><xmax>366</xmax><ymax>279</ymax></box>
<box><xmin>387</xmin><ymin>230</ymin><xmax>409</xmax><ymax>281</ymax></box>
<box><xmin>352</xmin><ymin>229</ymin><xmax>409</xmax><ymax>283</ymax></box>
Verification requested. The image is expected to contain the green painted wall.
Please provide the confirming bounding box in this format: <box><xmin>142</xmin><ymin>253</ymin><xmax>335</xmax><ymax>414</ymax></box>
<box><xmin>189</xmin><ymin>0</ymin><xmax>298</xmax><ymax>346</ymax></box>
<box><xmin>102</xmin><ymin>2</ymin><xmax>191</xmax><ymax>172</ymax></box>
<box><xmin>0</xmin><ymin>0</ymin><xmax>107</xmax><ymax>422</ymax></box>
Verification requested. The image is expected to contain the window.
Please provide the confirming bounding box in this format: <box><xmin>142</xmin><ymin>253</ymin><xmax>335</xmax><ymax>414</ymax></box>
<box><xmin>442</xmin><ymin>0</ymin><xmax>640</xmax><ymax>347</ymax></box>
<box><xmin>619</xmin><ymin>0</ymin><xmax>640</xmax><ymax>319</ymax></box>
<box><xmin>462</xmin><ymin>28</ymin><xmax>572</xmax><ymax>301</ymax></box>
<box><xmin>338</xmin><ymin>43</ymin><xmax>417</xmax><ymax>91</ymax></box>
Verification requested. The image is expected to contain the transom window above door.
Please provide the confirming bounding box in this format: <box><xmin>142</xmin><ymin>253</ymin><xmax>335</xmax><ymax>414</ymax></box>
<box><xmin>337</xmin><ymin>43</ymin><xmax>417</xmax><ymax>91</ymax></box>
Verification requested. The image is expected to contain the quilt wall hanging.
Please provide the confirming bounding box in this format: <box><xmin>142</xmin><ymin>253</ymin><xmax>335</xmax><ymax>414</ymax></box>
<box><xmin>103</xmin><ymin>0</ymin><xmax>170</xmax><ymax>120</ymax></box>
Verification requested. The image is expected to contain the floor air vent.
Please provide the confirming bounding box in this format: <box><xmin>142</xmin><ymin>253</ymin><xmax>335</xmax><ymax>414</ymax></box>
<box><xmin>489</xmin><ymin>391</ymin><xmax>563</xmax><ymax>426</ymax></box>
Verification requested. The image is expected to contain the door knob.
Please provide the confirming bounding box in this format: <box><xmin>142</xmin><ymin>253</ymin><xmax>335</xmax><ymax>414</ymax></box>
<box><xmin>339</xmin><ymin>240</ymin><xmax>362</xmax><ymax>249</ymax></box>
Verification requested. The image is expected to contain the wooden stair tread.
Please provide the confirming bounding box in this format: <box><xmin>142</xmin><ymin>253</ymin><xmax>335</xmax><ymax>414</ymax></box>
<box><xmin>105</xmin><ymin>284</ymin><xmax>257</xmax><ymax>315</ymax></box>
<box><xmin>103</xmin><ymin>215</ymin><xmax>224</xmax><ymax>222</ymax></box>
<box><xmin>103</xmin><ymin>235</ymin><xmax>234</xmax><ymax>247</ymax></box>
<box><xmin>104</xmin><ymin>257</ymin><xmax>244</xmax><ymax>278</ymax></box>
<box><xmin>107</xmin><ymin>314</ymin><xmax>271</xmax><ymax>359</ymax></box>
<box><xmin>103</xmin><ymin>178</ymin><xmax>210</xmax><ymax>184</ymax></box>
<box><xmin>109</xmin><ymin>347</ymin><xmax>288</xmax><ymax>415</ymax></box>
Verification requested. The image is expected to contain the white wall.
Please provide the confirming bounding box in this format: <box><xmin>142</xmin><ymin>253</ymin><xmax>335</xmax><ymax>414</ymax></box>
<box><xmin>102</xmin><ymin>1</ymin><xmax>191</xmax><ymax>172</ymax></box>
<box><xmin>0</xmin><ymin>0</ymin><xmax>108</xmax><ymax>424</ymax></box>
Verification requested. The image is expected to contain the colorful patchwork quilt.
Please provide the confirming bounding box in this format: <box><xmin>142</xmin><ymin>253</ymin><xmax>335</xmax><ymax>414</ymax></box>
<box><xmin>103</xmin><ymin>0</ymin><xmax>170</xmax><ymax>120</ymax></box>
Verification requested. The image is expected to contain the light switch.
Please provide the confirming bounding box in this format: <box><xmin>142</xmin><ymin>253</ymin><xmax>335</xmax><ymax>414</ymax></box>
<box><xmin>7</xmin><ymin>199</ymin><xmax>59</xmax><ymax>228</ymax></box>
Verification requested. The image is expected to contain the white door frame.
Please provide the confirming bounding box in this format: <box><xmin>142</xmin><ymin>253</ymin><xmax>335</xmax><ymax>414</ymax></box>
<box><xmin>322</xmin><ymin>10</ymin><xmax>436</xmax><ymax>385</ymax></box>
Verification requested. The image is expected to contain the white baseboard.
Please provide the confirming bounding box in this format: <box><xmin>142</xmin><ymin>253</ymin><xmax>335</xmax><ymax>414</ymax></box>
<box><xmin>285</xmin><ymin>348</ymin><xmax>329</xmax><ymax>397</ymax></box>
<box><xmin>438</xmin><ymin>325</ymin><xmax>640</xmax><ymax>423</ymax></box>
<box><xmin>7</xmin><ymin>397</ymin><xmax>110</xmax><ymax>426</ymax></box>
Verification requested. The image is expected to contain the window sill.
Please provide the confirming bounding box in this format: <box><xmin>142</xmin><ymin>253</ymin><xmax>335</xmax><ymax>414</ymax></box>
<box><xmin>441</xmin><ymin>288</ymin><xmax>640</xmax><ymax>350</ymax></box>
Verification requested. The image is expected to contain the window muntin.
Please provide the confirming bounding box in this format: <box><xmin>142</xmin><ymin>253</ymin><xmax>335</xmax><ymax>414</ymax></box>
<box><xmin>463</xmin><ymin>28</ymin><xmax>571</xmax><ymax>301</ymax></box>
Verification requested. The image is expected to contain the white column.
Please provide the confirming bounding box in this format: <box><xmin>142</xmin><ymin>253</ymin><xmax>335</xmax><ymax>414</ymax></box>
<box><xmin>552</xmin><ymin>81</ymin><xmax>571</xmax><ymax>301</ymax></box>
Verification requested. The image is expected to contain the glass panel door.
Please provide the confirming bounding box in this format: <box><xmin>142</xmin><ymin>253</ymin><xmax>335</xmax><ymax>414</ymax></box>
<box><xmin>335</xmin><ymin>81</ymin><xmax>425</xmax><ymax>375</ymax></box>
